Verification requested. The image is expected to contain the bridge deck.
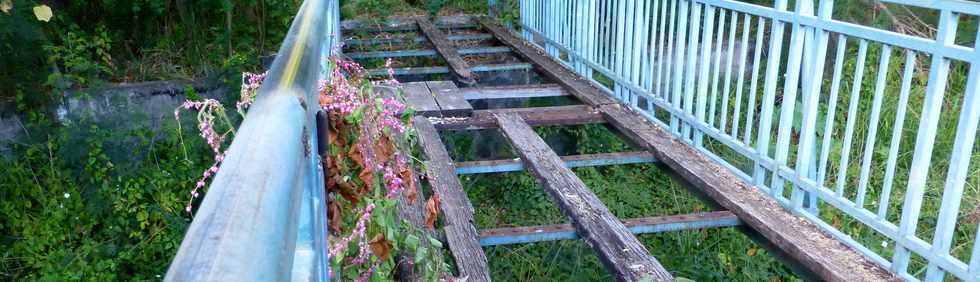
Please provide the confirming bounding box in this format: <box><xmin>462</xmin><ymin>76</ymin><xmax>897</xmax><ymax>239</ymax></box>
<box><xmin>342</xmin><ymin>15</ymin><xmax>901</xmax><ymax>282</ymax></box>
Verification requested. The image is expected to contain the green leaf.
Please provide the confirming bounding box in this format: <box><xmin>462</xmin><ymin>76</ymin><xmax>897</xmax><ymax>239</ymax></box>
<box><xmin>414</xmin><ymin>246</ymin><xmax>428</xmax><ymax>264</ymax></box>
<box><xmin>428</xmin><ymin>237</ymin><xmax>443</xmax><ymax>249</ymax></box>
<box><xmin>405</xmin><ymin>234</ymin><xmax>420</xmax><ymax>250</ymax></box>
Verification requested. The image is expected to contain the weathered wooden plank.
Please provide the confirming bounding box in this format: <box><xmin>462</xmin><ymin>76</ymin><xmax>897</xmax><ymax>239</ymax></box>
<box><xmin>494</xmin><ymin>112</ymin><xmax>673</xmax><ymax>282</ymax></box>
<box><xmin>417</xmin><ymin>18</ymin><xmax>477</xmax><ymax>86</ymax></box>
<box><xmin>394</xmin><ymin>164</ymin><xmax>434</xmax><ymax>282</ymax></box>
<box><xmin>597</xmin><ymin>103</ymin><xmax>900</xmax><ymax>282</ymax></box>
<box><xmin>430</xmin><ymin>105</ymin><xmax>603</xmax><ymax>130</ymax></box>
<box><xmin>459</xmin><ymin>84</ymin><xmax>567</xmax><ymax>100</ymax></box>
<box><xmin>426</xmin><ymin>81</ymin><xmax>473</xmax><ymax>117</ymax></box>
<box><xmin>455</xmin><ymin>151</ymin><xmax>657</xmax><ymax>174</ymax></box>
<box><xmin>401</xmin><ymin>82</ymin><xmax>441</xmax><ymax>117</ymax></box>
<box><xmin>411</xmin><ymin>116</ymin><xmax>491</xmax><ymax>282</ymax></box>
<box><xmin>479</xmin><ymin>211</ymin><xmax>740</xmax><ymax>246</ymax></box>
<box><xmin>477</xmin><ymin>17</ymin><xmax>619</xmax><ymax>106</ymax></box>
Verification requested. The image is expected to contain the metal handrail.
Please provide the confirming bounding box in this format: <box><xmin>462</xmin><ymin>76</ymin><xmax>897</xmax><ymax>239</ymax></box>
<box><xmin>165</xmin><ymin>0</ymin><xmax>336</xmax><ymax>280</ymax></box>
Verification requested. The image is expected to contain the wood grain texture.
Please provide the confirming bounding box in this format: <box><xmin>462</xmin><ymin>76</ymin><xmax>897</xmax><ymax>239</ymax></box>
<box><xmin>412</xmin><ymin>116</ymin><xmax>491</xmax><ymax>282</ymax></box>
<box><xmin>426</xmin><ymin>81</ymin><xmax>473</xmax><ymax>117</ymax></box>
<box><xmin>431</xmin><ymin>105</ymin><xmax>603</xmax><ymax>131</ymax></box>
<box><xmin>494</xmin><ymin>112</ymin><xmax>673</xmax><ymax>282</ymax></box>
<box><xmin>402</xmin><ymin>82</ymin><xmax>441</xmax><ymax>117</ymax></box>
<box><xmin>417</xmin><ymin>18</ymin><xmax>477</xmax><ymax>86</ymax></box>
<box><xmin>597</xmin><ymin>103</ymin><xmax>900</xmax><ymax>282</ymax></box>
<box><xmin>477</xmin><ymin>17</ymin><xmax>618</xmax><ymax>107</ymax></box>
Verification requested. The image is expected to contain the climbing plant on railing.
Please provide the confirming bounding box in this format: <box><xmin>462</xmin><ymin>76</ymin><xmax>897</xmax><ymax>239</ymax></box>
<box><xmin>320</xmin><ymin>56</ymin><xmax>450</xmax><ymax>281</ymax></box>
<box><xmin>175</xmin><ymin>55</ymin><xmax>451</xmax><ymax>281</ymax></box>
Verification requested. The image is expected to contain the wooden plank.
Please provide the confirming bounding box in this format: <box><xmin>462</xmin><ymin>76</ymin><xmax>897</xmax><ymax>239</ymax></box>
<box><xmin>459</xmin><ymin>84</ymin><xmax>567</xmax><ymax>100</ymax></box>
<box><xmin>401</xmin><ymin>82</ymin><xmax>441</xmax><ymax>117</ymax></box>
<box><xmin>426</xmin><ymin>81</ymin><xmax>473</xmax><ymax>117</ymax></box>
<box><xmin>417</xmin><ymin>18</ymin><xmax>477</xmax><ymax>86</ymax></box>
<box><xmin>597</xmin><ymin>103</ymin><xmax>901</xmax><ymax>282</ymax></box>
<box><xmin>411</xmin><ymin>116</ymin><xmax>491</xmax><ymax>282</ymax></box>
<box><xmin>430</xmin><ymin>105</ymin><xmax>604</xmax><ymax>130</ymax></box>
<box><xmin>477</xmin><ymin>17</ymin><xmax>619</xmax><ymax>106</ymax></box>
<box><xmin>394</xmin><ymin>165</ymin><xmax>435</xmax><ymax>282</ymax></box>
<box><xmin>455</xmin><ymin>151</ymin><xmax>657</xmax><ymax>174</ymax></box>
<box><xmin>494</xmin><ymin>112</ymin><xmax>673</xmax><ymax>282</ymax></box>
<box><xmin>479</xmin><ymin>211</ymin><xmax>740</xmax><ymax>246</ymax></box>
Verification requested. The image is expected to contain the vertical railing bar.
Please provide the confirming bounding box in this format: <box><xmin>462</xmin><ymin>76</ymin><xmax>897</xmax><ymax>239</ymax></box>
<box><xmin>636</xmin><ymin>0</ymin><xmax>651</xmax><ymax>93</ymax></box>
<box><xmin>662</xmin><ymin>0</ymin><xmax>678</xmax><ymax>107</ymax></box>
<box><xmin>614</xmin><ymin>0</ymin><xmax>628</xmax><ymax>102</ymax></box>
<box><xmin>892</xmin><ymin>9</ymin><xmax>959</xmax><ymax>275</ymax></box>
<box><xmin>644</xmin><ymin>0</ymin><xmax>661</xmax><ymax>93</ymax></box>
<box><xmin>923</xmin><ymin>26</ymin><xmax>980</xmax><ymax>282</ymax></box>
<box><xmin>719</xmin><ymin>12</ymin><xmax>739</xmax><ymax>134</ymax></box>
<box><xmin>854</xmin><ymin>44</ymin><xmax>892</xmax><ymax>208</ymax></box>
<box><xmin>671</xmin><ymin>0</ymin><xmax>690</xmax><ymax>134</ymax></box>
<box><xmin>520</xmin><ymin>0</ymin><xmax>529</xmax><ymax>39</ymax></box>
<box><xmin>743</xmin><ymin>17</ymin><xmax>765</xmax><ymax>145</ymax></box>
<box><xmin>818</xmin><ymin>34</ymin><xmax>847</xmax><ymax>196</ymax></box>
<box><xmin>752</xmin><ymin>0</ymin><xmax>788</xmax><ymax>186</ymax></box>
<box><xmin>682</xmin><ymin>2</ymin><xmax>703</xmax><ymax>142</ymax></box>
<box><xmin>548</xmin><ymin>0</ymin><xmax>557</xmax><ymax>55</ymax></box>
<box><xmin>834</xmin><ymin>39</ymin><xmax>868</xmax><ymax>197</ymax></box>
<box><xmin>731</xmin><ymin>13</ymin><xmax>751</xmax><ymax>142</ymax></box>
<box><xmin>596</xmin><ymin>0</ymin><xmax>611</xmax><ymax>68</ymax></box>
<box><xmin>767</xmin><ymin>0</ymin><xmax>808</xmax><ymax>199</ymax></box>
<box><xmin>586</xmin><ymin>0</ymin><xmax>597</xmax><ymax>79</ymax></box>
<box><xmin>573</xmin><ymin>0</ymin><xmax>581</xmax><ymax>72</ymax></box>
<box><xmin>877</xmin><ymin>50</ymin><xmax>916</xmax><ymax>219</ymax></box>
<box><xmin>709</xmin><ymin>9</ymin><xmax>727</xmax><ymax>129</ymax></box>
<box><xmin>629</xmin><ymin>0</ymin><xmax>646</xmax><ymax>107</ymax></box>
<box><xmin>791</xmin><ymin>0</ymin><xmax>829</xmax><ymax>209</ymax></box>
<box><xmin>971</xmin><ymin>221</ymin><xmax>980</xmax><ymax>277</ymax></box>
<box><xmin>695</xmin><ymin>5</ymin><xmax>717</xmax><ymax>147</ymax></box>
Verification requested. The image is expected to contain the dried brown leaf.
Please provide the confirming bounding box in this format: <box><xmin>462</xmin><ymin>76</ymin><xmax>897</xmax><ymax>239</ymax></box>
<box><xmin>368</xmin><ymin>233</ymin><xmax>393</xmax><ymax>261</ymax></box>
<box><xmin>424</xmin><ymin>193</ymin><xmax>441</xmax><ymax>229</ymax></box>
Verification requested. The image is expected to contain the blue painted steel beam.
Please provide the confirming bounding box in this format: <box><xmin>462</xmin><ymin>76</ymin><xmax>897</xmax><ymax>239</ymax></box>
<box><xmin>479</xmin><ymin>211</ymin><xmax>741</xmax><ymax>246</ymax></box>
<box><xmin>455</xmin><ymin>151</ymin><xmax>657</xmax><ymax>174</ymax></box>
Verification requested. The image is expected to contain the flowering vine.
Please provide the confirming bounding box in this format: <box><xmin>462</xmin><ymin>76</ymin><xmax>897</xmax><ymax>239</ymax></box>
<box><xmin>177</xmin><ymin>55</ymin><xmax>450</xmax><ymax>280</ymax></box>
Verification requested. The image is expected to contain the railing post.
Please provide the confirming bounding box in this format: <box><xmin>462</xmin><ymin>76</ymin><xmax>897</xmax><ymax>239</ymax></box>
<box><xmin>629</xmin><ymin>0</ymin><xmax>648</xmax><ymax>108</ymax></box>
<box><xmin>693</xmin><ymin>4</ymin><xmax>715</xmax><ymax>147</ymax></box>
<box><xmin>892</xmin><ymin>9</ymin><xmax>960</xmax><ymax>275</ymax></box>
<box><xmin>766</xmin><ymin>0</ymin><xmax>809</xmax><ymax>200</ymax></box>
<box><xmin>583</xmin><ymin>0</ymin><xmax>597</xmax><ymax>80</ymax></box>
<box><xmin>791</xmin><ymin>0</ymin><xmax>828</xmax><ymax>211</ymax></box>
<box><xmin>923</xmin><ymin>23</ymin><xmax>980</xmax><ymax>282</ymax></box>
<box><xmin>613</xmin><ymin>0</ymin><xmax>627</xmax><ymax>102</ymax></box>
<box><xmin>669</xmin><ymin>0</ymin><xmax>689</xmax><ymax>134</ymax></box>
<box><xmin>680</xmin><ymin>2</ymin><xmax>702</xmax><ymax>141</ymax></box>
<box><xmin>751</xmin><ymin>0</ymin><xmax>788</xmax><ymax>187</ymax></box>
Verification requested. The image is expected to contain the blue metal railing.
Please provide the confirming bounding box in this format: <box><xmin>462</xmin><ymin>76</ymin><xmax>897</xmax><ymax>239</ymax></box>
<box><xmin>512</xmin><ymin>0</ymin><xmax>980</xmax><ymax>281</ymax></box>
<box><xmin>165</xmin><ymin>0</ymin><xmax>339</xmax><ymax>281</ymax></box>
